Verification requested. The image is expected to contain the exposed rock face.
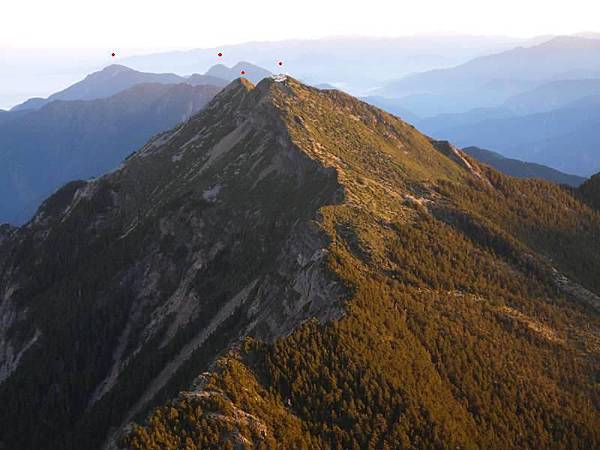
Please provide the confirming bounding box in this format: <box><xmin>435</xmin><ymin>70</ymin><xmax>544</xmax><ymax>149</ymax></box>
<box><xmin>0</xmin><ymin>296</ymin><xmax>39</xmax><ymax>384</ymax></box>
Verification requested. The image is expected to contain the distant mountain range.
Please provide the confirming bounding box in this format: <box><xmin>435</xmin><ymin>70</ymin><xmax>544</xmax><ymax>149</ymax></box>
<box><xmin>463</xmin><ymin>146</ymin><xmax>586</xmax><ymax>186</ymax></box>
<box><xmin>418</xmin><ymin>96</ymin><xmax>600</xmax><ymax>176</ymax></box>
<box><xmin>375</xmin><ymin>36</ymin><xmax>600</xmax><ymax>116</ymax></box>
<box><xmin>360</xmin><ymin>43</ymin><xmax>600</xmax><ymax>178</ymax></box>
<box><xmin>0</xmin><ymin>82</ymin><xmax>220</xmax><ymax>224</ymax></box>
<box><xmin>3</xmin><ymin>35</ymin><xmax>548</xmax><ymax>111</ymax></box>
<box><xmin>504</xmin><ymin>78</ymin><xmax>600</xmax><ymax>114</ymax></box>
<box><xmin>413</xmin><ymin>76</ymin><xmax>600</xmax><ymax>129</ymax></box>
<box><xmin>1</xmin><ymin>34</ymin><xmax>594</xmax><ymax>111</ymax></box>
<box><xmin>11</xmin><ymin>65</ymin><xmax>185</xmax><ymax>111</ymax></box>
<box><xmin>118</xmin><ymin>34</ymin><xmax>547</xmax><ymax>94</ymax></box>
<box><xmin>10</xmin><ymin>62</ymin><xmax>272</xmax><ymax>112</ymax></box>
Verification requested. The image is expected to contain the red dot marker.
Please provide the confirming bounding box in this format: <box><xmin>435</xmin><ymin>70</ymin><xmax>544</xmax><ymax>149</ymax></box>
<box><xmin>278</xmin><ymin>61</ymin><xmax>283</xmax><ymax>66</ymax></box>
<box><xmin>217</xmin><ymin>52</ymin><xmax>223</xmax><ymax>57</ymax></box>
<box><xmin>240</xmin><ymin>70</ymin><xmax>246</xmax><ymax>75</ymax></box>
<box><xmin>111</xmin><ymin>52</ymin><xmax>116</xmax><ymax>57</ymax></box>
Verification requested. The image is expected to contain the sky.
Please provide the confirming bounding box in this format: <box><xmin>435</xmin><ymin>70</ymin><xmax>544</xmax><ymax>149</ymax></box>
<box><xmin>2</xmin><ymin>0</ymin><xmax>599</xmax><ymax>50</ymax></box>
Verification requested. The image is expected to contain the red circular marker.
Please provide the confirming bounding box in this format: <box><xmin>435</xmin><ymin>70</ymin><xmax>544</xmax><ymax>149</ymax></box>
<box><xmin>240</xmin><ymin>70</ymin><xmax>246</xmax><ymax>75</ymax></box>
<box><xmin>278</xmin><ymin>61</ymin><xmax>283</xmax><ymax>66</ymax></box>
<box><xmin>217</xmin><ymin>52</ymin><xmax>223</xmax><ymax>57</ymax></box>
<box><xmin>111</xmin><ymin>52</ymin><xmax>116</xmax><ymax>57</ymax></box>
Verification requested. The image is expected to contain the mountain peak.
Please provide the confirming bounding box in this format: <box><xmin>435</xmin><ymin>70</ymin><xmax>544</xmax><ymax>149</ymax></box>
<box><xmin>88</xmin><ymin>64</ymin><xmax>138</xmax><ymax>80</ymax></box>
<box><xmin>100</xmin><ymin>63</ymin><xmax>136</xmax><ymax>73</ymax></box>
<box><xmin>194</xmin><ymin>74</ymin><xmax>469</xmax><ymax>197</ymax></box>
<box><xmin>227</xmin><ymin>76</ymin><xmax>256</xmax><ymax>91</ymax></box>
<box><xmin>231</xmin><ymin>61</ymin><xmax>264</xmax><ymax>70</ymax></box>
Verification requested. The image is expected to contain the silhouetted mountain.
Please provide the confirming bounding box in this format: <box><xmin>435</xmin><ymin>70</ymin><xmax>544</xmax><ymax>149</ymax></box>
<box><xmin>119</xmin><ymin>35</ymin><xmax>544</xmax><ymax>95</ymax></box>
<box><xmin>1</xmin><ymin>77</ymin><xmax>599</xmax><ymax>450</ymax></box>
<box><xmin>418</xmin><ymin>95</ymin><xmax>600</xmax><ymax>176</ymax></box>
<box><xmin>0</xmin><ymin>82</ymin><xmax>219</xmax><ymax>224</ymax></box>
<box><xmin>11</xmin><ymin>65</ymin><xmax>186</xmax><ymax>111</ymax></box>
<box><xmin>463</xmin><ymin>146</ymin><xmax>586</xmax><ymax>186</ymax></box>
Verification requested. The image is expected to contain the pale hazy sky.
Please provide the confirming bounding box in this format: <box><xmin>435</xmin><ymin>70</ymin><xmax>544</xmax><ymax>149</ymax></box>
<box><xmin>2</xmin><ymin>0</ymin><xmax>599</xmax><ymax>49</ymax></box>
